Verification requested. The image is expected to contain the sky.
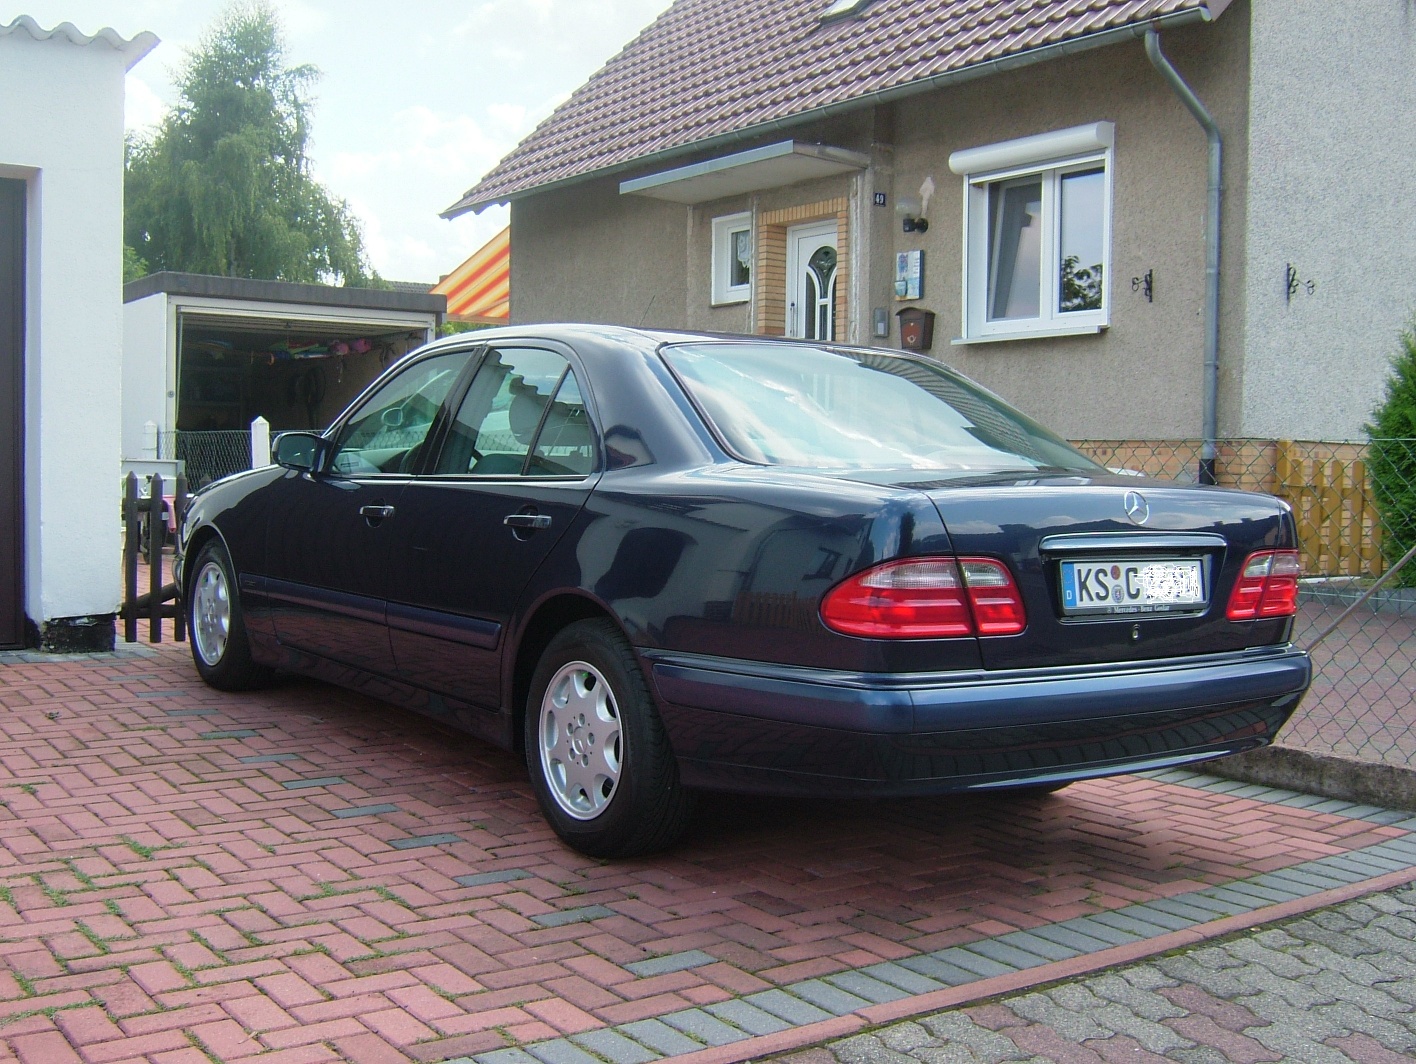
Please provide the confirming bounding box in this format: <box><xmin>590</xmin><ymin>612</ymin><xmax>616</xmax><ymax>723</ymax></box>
<box><xmin>6</xmin><ymin>1</ymin><xmax>673</xmax><ymax>282</ymax></box>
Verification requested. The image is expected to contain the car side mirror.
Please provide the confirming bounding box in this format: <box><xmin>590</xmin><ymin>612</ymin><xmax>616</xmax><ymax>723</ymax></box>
<box><xmin>273</xmin><ymin>431</ymin><xmax>328</xmax><ymax>472</ymax></box>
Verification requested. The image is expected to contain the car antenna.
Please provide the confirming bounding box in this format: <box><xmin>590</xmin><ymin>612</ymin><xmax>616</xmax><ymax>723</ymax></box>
<box><xmin>638</xmin><ymin>294</ymin><xmax>656</xmax><ymax>327</ymax></box>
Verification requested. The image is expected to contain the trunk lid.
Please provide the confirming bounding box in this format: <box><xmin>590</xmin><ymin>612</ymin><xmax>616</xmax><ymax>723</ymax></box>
<box><xmin>909</xmin><ymin>472</ymin><xmax>1296</xmax><ymax>669</ymax></box>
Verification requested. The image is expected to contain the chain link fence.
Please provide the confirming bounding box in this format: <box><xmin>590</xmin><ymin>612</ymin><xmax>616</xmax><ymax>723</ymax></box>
<box><xmin>1074</xmin><ymin>438</ymin><xmax>1416</xmax><ymax>771</ymax></box>
<box><xmin>158</xmin><ymin>430</ymin><xmax>252</xmax><ymax>489</ymax></box>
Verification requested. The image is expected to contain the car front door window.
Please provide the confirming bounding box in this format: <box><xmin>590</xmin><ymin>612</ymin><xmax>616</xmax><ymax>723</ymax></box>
<box><xmin>329</xmin><ymin>351</ymin><xmax>467</xmax><ymax>476</ymax></box>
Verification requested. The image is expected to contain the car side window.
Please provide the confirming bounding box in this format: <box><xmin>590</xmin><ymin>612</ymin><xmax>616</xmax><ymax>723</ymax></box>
<box><xmin>328</xmin><ymin>351</ymin><xmax>467</xmax><ymax>476</ymax></box>
<box><xmin>434</xmin><ymin>347</ymin><xmax>593</xmax><ymax>477</ymax></box>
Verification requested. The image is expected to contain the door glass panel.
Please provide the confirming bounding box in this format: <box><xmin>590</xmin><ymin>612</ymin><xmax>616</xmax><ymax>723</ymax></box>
<box><xmin>436</xmin><ymin>347</ymin><xmax>572</xmax><ymax>476</ymax></box>
<box><xmin>1059</xmin><ymin>167</ymin><xmax>1105</xmax><ymax>313</ymax></box>
<box><xmin>807</xmin><ymin>245</ymin><xmax>836</xmax><ymax>341</ymax></box>
<box><xmin>531</xmin><ymin>373</ymin><xmax>594</xmax><ymax>476</ymax></box>
<box><xmin>987</xmin><ymin>178</ymin><xmax>1043</xmax><ymax>321</ymax></box>
<box><xmin>329</xmin><ymin>351</ymin><xmax>466</xmax><ymax>475</ymax></box>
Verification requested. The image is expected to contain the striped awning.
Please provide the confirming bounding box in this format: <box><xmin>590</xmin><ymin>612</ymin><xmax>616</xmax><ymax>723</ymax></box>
<box><xmin>433</xmin><ymin>226</ymin><xmax>509</xmax><ymax>323</ymax></box>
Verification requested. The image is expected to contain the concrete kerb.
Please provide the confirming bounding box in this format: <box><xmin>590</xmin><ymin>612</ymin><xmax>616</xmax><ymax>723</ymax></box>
<box><xmin>1211</xmin><ymin>745</ymin><xmax>1416</xmax><ymax>813</ymax></box>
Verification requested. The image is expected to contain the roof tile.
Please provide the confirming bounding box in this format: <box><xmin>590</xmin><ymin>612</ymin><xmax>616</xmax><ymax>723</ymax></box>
<box><xmin>447</xmin><ymin>0</ymin><xmax>1220</xmax><ymax>214</ymax></box>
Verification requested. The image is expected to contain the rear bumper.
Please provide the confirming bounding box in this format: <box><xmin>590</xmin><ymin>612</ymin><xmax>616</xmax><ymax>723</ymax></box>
<box><xmin>645</xmin><ymin>646</ymin><xmax>1311</xmax><ymax>797</ymax></box>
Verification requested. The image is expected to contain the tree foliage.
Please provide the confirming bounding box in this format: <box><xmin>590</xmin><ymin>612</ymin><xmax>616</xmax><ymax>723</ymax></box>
<box><xmin>1367</xmin><ymin>324</ymin><xmax>1416</xmax><ymax>586</ymax></box>
<box><xmin>125</xmin><ymin>2</ymin><xmax>375</xmax><ymax>285</ymax></box>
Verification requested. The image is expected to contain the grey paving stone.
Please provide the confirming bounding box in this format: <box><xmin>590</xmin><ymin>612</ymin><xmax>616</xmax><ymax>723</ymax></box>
<box><xmin>1225</xmin><ymin>937</ymin><xmax>1321</xmax><ymax>979</ymax></box>
<box><xmin>389</xmin><ymin>833</ymin><xmax>460</xmax><ymax>849</ymax></box>
<box><xmin>1089</xmin><ymin>1002</ymin><xmax>1195</xmax><ymax>1054</ymax></box>
<box><xmin>897</xmin><ymin>953</ymin><xmax>987</xmax><ymax>986</ymax></box>
<box><xmin>789</xmin><ymin>978</ymin><xmax>873</xmax><ymax>1016</ymax></box>
<box><xmin>617</xmin><ymin>1019</ymin><xmax>705</xmax><ymax>1057</ymax></box>
<box><xmin>1009</xmin><ymin>989</ymin><xmax>1111</xmax><ymax>1042</ymax></box>
<box><xmin>831</xmin><ymin>1033</ymin><xmax>914</xmax><ymax>1064</ymax></box>
<box><xmin>1317</xmin><ymin>1000</ymin><xmax>1416</xmax><ymax>1052</ymax></box>
<box><xmin>1087</xmin><ymin>908</ymin><xmax>1189</xmax><ymax>939</ymax></box>
<box><xmin>703</xmin><ymin>999</ymin><xmax>791</xmax><ymax>1036</ymax></box>
<box><xmin>200</xmin><ymin>729</ymin><xmax>260</xmax><ymax>739</ymax></box>
<box><xmin>163</xmin><ymin>708</ymin><xmax>217</xmax><ymax>716</ymax></box>
<box><xmin>1086</xmin><ymin>972</ymin><xmax>1186</xmax><ymax>1020</ymax></box>
<box><xmin>238</xmin><ymin>753</ymin><xmax>300</xmax><ymax>763</ymax></box>
<box><xmin>962</xmin><ymin>937</ymin><xmax>1054</xmax><ymax>970</ymax></box>
<box><xmin>331</xmin><ymin>803</ymin><xmax>398</xmax><ymax>819</ymax></box>
<box><xmin>994</xmin><ymin>930</ymin><xmax>1080</xmax><ymax>962</ymax></box>
<box><xmin>625</xmin><ymin>949</ymin><xmax>716</xmax><ymax>977</ymax></box>
<box><xmin>917</xmin><ymin>1012</ymin><xmax>1033</xmax><ymax>1061</ymax></box>
<box><xmin>456</xmin><ymin>869</ymin><xmax>533</xmax><ymax>887</ymax></box>
<box><xmin>1257</xmin><ymin>866</ymin><xmax>1357</xmax><ymax>892</ymax></box>
<box><xmin>1061</xmin><ymin>915</ymin><xmax>1144</xmax><ymax>947</ymax></box>
<box><xmin>526</xmin><ymin>1038</ymin><xmax>604</xmax><ymax>1064</ymax></box>
<box><xmin>532</xmin><ymin>904</ymin><xmax>615</xmax><ymax>927</ymax></box>
<box><xmin>1023</xmin><ymin>922</ymin><xmax>1117</xmax><ymax>954</ymax></box>
<box><xmin>1115</xmin><ymin>903</ymin><xmax>1199</xmax><ymax>931</ymax></box>
<box><xmin>1146</xmin><ymin>896</ymin><xmax>1237</xmax><ymax>923</ymax></box>
<box><xmin>280</xmin><ymin>776</ymin><xmax>346</xmax><ymax>789</ymax></box>
<box><xmin>569</xmin><ymin>1028</ymin><xmax>660</xmax><ymax>1064</ymax></box>
<box><xmin>858</xmin><ymin>961</ymin><xmax>947</xmax><ymax>995</ymax></box>
<box><xmin>932</xmin><ymin>947</ymin><xmax>1017</xmax><ymax>979</ymax></box>
<box><xmin>876</xmin><ymin>1021</ymin><xmax>936</xmax><ymax>1053</ymax></box>
<box><xmin>824</xmin><ymin>970</ymin><xmax>911</xmax><ymax>1004</ymax></box>
<box><xmin>660</xmin><ymin>1009</ymin><xmax>749</xmax><ymax>1047</ymax></box>
<box><xmin>745</xmin><ymin>989</ymin><xmax>834</xmax><ymax>1026</ymax></box>
<box><xmin>474</xmin><ymin>1049</ymin><xmax>541</xmax><ymax>1064</ymax></box>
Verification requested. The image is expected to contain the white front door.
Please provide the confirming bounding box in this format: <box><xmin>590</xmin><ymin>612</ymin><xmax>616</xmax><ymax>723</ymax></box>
<box><xmin>786</xmin><ymin>221</ymin><xmax>838</xmax><ymax>341</ymax></box>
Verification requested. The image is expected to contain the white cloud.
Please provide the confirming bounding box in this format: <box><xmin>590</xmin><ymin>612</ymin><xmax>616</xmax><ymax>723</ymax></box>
<box><xmin>124</xmin><ymin>73</ymin><xmax>167</xmax><ymax>134</ymax></box>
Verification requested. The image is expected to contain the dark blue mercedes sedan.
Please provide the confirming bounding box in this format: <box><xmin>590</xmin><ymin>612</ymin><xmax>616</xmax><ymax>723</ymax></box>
<box><xmin>176</xmin><ymin>325</ymin><xmax>1311</xmax><ymax>857</ymax></box>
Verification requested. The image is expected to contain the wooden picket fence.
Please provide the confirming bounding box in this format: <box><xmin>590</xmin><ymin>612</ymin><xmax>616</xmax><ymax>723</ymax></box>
<box><xmin>122</xmin><ymin>471</ymin><xmax>188</xmax><ymax>643</ymax></box>
<box><xmin>1274</xmin><ymin>441</ymin><xmax>1383</xmax><ymax>578</ymax></box>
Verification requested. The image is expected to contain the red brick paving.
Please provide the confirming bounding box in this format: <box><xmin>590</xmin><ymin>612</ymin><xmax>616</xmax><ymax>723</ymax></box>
<box><xmin>0</xmin><ymin>641</ymin><xmax>1407</xmax><ymax>1062</ymax></box>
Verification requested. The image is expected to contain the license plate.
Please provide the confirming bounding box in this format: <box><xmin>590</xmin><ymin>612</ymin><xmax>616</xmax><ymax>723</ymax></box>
<box><xmin>1060</xmin><ymin>557</ymin><xmax>1207</xmax><ymax>616</ymax></box>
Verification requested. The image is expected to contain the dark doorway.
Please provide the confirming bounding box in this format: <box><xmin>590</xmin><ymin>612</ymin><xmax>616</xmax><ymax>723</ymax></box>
<box><xmin>0</xmin><ymin>179</ymin><xmax>25</xmax><ymax>649</ymax></box>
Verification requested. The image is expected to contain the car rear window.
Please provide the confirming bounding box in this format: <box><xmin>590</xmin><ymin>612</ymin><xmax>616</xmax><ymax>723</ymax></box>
<box><xmin>660</xmin><ymin>341</ymin><xmax>1104</xmax><ymax>474</ymax></box>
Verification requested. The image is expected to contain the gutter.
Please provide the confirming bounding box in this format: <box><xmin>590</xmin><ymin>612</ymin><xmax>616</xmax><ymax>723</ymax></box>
<box><xmin>443</xmin><ymin>7</ymin><xmax>1218</xmax><ymax>218</ymax></box>
<box><xmin>1145</xmin><ymin>25</ymin><xmax>1222</xmax><ymax>486</ymax></box>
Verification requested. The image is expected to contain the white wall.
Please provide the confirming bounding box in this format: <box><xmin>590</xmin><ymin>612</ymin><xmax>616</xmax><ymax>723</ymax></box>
<box><xmin>0</xmin><ymin>27</ymin><xmax>144</xmax><ymax>633</ymax></box>
<box><xmin>121</xmin><ymin>292</ymin><xmax>171</xmax><ymax>460</ymax></box>
<box><xmin>1240</xmin><ymin>0</ymin><xmax>1416</xmax><ymax>440</ymax></box>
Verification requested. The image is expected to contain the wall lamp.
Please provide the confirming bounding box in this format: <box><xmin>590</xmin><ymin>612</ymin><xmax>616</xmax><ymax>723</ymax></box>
<box><xmin>896</xmin><ymin>195</ymin><xmax>928</xmax><ymax>234</ymax></box>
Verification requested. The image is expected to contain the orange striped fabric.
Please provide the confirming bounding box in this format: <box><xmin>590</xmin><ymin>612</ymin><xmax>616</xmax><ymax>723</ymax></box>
<box><xmin>433</xmin><ymin>226</ymin><xmax>509</xmax><ymax>323</ymax></box>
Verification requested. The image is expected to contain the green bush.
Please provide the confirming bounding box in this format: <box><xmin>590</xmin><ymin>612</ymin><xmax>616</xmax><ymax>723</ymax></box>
<box><xmin>1367</xmin><ymin>324</ymin><xmax>1416</xmax><ymax>586</ymax></box>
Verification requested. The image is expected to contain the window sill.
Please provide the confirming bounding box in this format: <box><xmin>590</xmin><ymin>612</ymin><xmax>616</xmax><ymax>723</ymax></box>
<box><xmin>952</xmin><ymin>323</ymin><xmax>1107</xmax><ymax>346</ymax></box>
<box><xmin>710</xmin><ymin>295</ymin><xmax>750</xmax><ymax>308</ymax></box>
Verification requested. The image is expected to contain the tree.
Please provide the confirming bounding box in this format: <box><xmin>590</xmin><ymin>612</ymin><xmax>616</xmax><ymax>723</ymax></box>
<box><xmin>125</xmin><ymin>2</ymin><xmax>375</xmax><ymax>286</ymax></box>
<box><xmin>1368</xmin><ymin>324</ymin><xmax>1416</xmax><ymax>586</ymax></box>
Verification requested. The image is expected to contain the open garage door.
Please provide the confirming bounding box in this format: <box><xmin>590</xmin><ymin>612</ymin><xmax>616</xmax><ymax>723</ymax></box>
<box><xmin>0</xmin><ymin>179</ymin><xmax>24</xmax><ymax>648</ymax></box>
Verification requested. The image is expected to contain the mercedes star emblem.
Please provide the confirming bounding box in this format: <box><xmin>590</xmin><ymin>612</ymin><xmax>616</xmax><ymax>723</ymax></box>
<box><xmin>1124</xmin><ymin>490</ymin><xmax>1150</xmax><ymax>526</ymax></box>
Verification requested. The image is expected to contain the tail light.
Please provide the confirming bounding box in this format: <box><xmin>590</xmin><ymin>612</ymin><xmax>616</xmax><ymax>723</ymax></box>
<box><xmin>1226</xmin><ymin>550</ymin><xmax>1301</xmax><ymax>620</ymax></box>
<box><xmin>820</xmin><ymin>556</ymin><xmax>1025</xmax><ymax>638</ymax></box>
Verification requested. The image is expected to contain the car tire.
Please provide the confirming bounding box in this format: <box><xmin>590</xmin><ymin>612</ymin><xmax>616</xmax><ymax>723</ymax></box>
<box><xmin>525</xmin><ymin>619</ymin><xmax>693</xmax><ymax>858</ymax></box>
<box><xmin>187</xmin><ymin>540</ymin><xmax>272</xmax><ymax>691</ymax></box>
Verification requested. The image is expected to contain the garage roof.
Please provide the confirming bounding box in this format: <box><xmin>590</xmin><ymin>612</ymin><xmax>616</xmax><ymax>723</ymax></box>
<box><xmin>124</xmin><ymin>272</ymin><xmax>445</xmax><ymax>317</ymax></box>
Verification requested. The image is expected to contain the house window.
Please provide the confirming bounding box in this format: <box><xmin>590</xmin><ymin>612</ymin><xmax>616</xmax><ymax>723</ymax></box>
<box><xmin>950</xmin><ymin>122</ymin><xmax>1114</xmax><ymax>342</ymax></box>
<box><xmin>711</xmin><ymin>212</ymin><xmax>752</xmax><ymax>305</ymax></box>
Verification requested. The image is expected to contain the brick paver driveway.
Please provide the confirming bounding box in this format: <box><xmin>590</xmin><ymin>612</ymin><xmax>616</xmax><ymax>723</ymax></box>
<box><xmin>1</xmin><ymin>644</ymin><xmax>1413</xmax><ymax>1064</ymax></box>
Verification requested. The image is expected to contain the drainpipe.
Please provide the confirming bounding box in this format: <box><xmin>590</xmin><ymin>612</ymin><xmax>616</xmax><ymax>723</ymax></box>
<box><xmin>1145</xmin><ymin>26</ymin><xmax>1221</xmax><ymax>486</ymax></box>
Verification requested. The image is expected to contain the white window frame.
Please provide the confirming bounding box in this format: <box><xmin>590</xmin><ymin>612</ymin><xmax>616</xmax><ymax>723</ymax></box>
<box><xmin>711</xmin><ymin>212</ymin><xmax>753</xmax><ymax>305</ymax></box>
<box><xmin>951</xmin><ymin>123</ymin><xmax>1114</xmax><ymax>344</ymax></box>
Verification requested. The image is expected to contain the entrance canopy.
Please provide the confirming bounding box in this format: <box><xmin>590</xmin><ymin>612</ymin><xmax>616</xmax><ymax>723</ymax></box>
<box><xmin>434</xmin><ymin>226</ymin><xmax>509</xmax><ymax>324</ymax></box>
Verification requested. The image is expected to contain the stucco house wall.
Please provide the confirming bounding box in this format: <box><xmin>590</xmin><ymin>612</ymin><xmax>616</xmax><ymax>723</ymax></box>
<box><xmin>1239</xmin><ymin>0</ymin><xmax>1416</xmax><ymax>441</ymax></box>
<box><xmin>0</xmin><ymin>19</ymin><xmax>154</xmax><ymax>648</ymax></box>
<box><xmin>510</xmin><ymin>14</ymin><xmax>1251</xmax><ymax>443</ymax></box>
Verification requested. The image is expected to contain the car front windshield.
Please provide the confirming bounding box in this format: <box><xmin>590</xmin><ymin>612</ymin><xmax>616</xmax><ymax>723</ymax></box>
<box><xmin>661</xmin><ymin>341</ymin><xmax>1103</xmax><ymax>475</ymax></box>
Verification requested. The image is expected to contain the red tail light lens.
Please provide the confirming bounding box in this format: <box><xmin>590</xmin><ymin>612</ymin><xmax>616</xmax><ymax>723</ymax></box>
<box><xmin>1225</xmin><ymin>550</ymin><xmax>1301</xmax><ymax>620</ymax></box>
<box><xmin>820</xmin><ymin>557</ymin><xmax>1025</xmax><ymax>638</ymax></box>
<box><xmin>959</xmin><ymin>559</ymin><xmax>1028</xmax><ymax>635</ymax></box>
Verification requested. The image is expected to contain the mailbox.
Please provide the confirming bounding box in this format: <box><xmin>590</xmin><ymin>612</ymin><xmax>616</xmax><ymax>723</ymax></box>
<box><xmin>896</xmin><ymin>307</ymin><xmax>935</xmax><ymax>351</ymax></box>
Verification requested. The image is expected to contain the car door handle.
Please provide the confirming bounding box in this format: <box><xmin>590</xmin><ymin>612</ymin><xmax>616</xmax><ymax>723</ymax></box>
<box><xmin>503</xmin><ymin>513</ymin><xmax>552</xmax><ymax>529</ymax></box>
<box><xmin>359</xmin><ymin>504</ymin><xmax>396</xmax><ymax>519</ymax></box>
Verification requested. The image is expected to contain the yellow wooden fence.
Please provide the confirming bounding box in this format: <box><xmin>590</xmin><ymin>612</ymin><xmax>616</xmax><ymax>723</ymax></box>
<box><xmin>1274</xmin><ymin>440</ymin><xmax>1383</xmax><ymax>577</ymax></box>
